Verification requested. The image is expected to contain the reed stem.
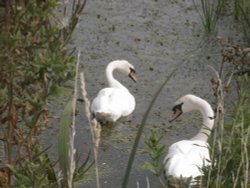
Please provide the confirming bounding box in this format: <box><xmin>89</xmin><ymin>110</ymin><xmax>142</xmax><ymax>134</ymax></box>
<box><xmin>80</xmin><ymin>71</ymin><xmax>101</xmax><ymax>188</ymax></box>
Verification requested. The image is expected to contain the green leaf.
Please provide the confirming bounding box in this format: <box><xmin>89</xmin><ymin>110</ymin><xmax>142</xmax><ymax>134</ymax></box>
<box><xmin>58</xmin><ymin>100</ymin><xmax>73</xmax><ymax>180</ymax></box>
<box><xmin>141</xmin><ymin>162</ymin><xmax>157</xmax><ymax>175</ymax></box>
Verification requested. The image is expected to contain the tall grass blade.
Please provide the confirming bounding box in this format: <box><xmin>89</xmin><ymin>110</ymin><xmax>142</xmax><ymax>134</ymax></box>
<box><xmin>194</xmin><ymin>0</ymin><xmax>224</xmax><ymax>35</ymax></box>
<box><xmin>58</xmin><ymin>100</ymin><xmax>73</xmax><ymax>184</ymax></box>
<box><xmin>121</xmin><ymin>68</ymin><xmax>177</xmax><ymax>188</ymax></box>
<box><xmin>67</xmin><ymin>51</ymin><xmax>80</xmax><ymax>187</ymax></box>
<box><xmin>58</xmin><ymin>51</ymin><xmax>80</xmax><ymax>188</ymax></box>
<box><xmin>239</xmin><ymin>4</ymin><xmax>250</xmax><ymax>44</ymax></box>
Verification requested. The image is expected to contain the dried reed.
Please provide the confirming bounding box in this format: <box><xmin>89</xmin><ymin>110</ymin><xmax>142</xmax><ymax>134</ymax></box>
<box><xmin>208</xmin><ymin>65</ymin><xmax>225</xmax><ymax>187</ymax></box>
<box><xmin>80</xmin><ymin>71</ymin><xmax>101</xmax><ymax>188</ymax></box>
<box><xmin>207</xmin><ymin>59</ymin><xmax>249</xmax><ymax>187</ymax></box>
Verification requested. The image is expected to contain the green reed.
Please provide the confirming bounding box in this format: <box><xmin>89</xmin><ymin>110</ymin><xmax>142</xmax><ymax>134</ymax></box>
<box><xmin>121</xmin><ymin>69</ymin><xmax>177</xmax><ymax>188</ymax></box>
<box><xmin>194</xmin><ymin>0</ymin><xmax>225</xmax><ymax>35</ymax></box>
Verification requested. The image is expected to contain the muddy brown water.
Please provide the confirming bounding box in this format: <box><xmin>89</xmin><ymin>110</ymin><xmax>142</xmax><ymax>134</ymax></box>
<box><xmin>41</xmin><ymin>1</ymin><xmax>243</xmax><ymax>188</ymax></box>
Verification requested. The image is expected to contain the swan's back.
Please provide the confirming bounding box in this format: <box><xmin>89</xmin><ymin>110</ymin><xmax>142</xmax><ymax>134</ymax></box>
<box><xmin>91</xmin><ymin>87</ymin><xmax>135</xmax><ymax>122</ymax></box>
<box><xmin>164</xmin><ymin>140</ymin><xmax>210</xmax><ymax>178</ymax></box>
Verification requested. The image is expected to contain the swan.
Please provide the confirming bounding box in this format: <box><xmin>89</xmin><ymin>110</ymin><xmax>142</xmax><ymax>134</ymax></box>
<box><xmin>91</xmin><ymin>60</ymin><xmax>136</xmax><ymax>123</ymax></box>
<box><xmin>164</xmin><ymin>94</ymin><xmax>215</xmax><ymax>184</ymax></box>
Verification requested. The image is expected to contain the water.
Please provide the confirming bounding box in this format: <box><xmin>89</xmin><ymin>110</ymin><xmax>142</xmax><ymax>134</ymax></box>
<box><xmin>42</xmin><ymin>1</ymin><xmax>243</xmax><ymax>187</ymax></box>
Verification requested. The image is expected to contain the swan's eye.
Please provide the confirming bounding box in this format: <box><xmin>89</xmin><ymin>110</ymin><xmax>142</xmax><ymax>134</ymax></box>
<box><xmin>129</xmin><ymin>67</ymin><xmax>136</xmax><ymax>74</ymax></box>
<box><xmin>172</xmin><ymin>103</ymin><xmax>183</xmax><ymax>112</ymax></box>
<box><xmin>169</xmin><ymin>102</ymin><xmax>183</xmax><ymax>122</ymax></box>
<box><xmin>128</xmin><ymin>67</ymin><xmax>137</xmax><ymax>82</ymax></box>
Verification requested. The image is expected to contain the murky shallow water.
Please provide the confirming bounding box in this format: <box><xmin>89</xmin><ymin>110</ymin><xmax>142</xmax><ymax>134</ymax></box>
<box><xmin>42</xmin><ymin>1</ymin><xmax>243</xmax><ymax>187</ymax></box>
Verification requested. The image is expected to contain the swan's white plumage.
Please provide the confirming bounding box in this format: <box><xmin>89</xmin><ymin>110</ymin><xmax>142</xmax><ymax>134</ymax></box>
<box><xmin>91</xmin><ymin>60</ymin><xmax>136</xmax><ymax>123</ymax></box>
<box><xmin>164</xmin><ymin>94</ymin><xmax>214</xmax><ymax>182</ymax></box>
<box><xmin>164</xmin><ymin>140</ymin><xmax>210</xmax><ymax>178</ymax></box>
<box><xmin>91</xmin><ymin>88</ymin><xmax>135</xmax><ymax>122</ymax></box>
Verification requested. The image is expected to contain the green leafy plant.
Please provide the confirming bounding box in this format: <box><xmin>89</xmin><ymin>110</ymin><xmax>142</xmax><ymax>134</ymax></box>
<box><xmin>143</xmin><ymin>131</ymin><xmax>166</xmax><ymax>177</ymax></box>
<box><xmin>0</xmin><ymin>0</ymin><xmax>87</xmax><ymax>186</ymax></box>
<box><xmin>142</xmin><ymin>130</ymin><xmax>166</xmax><ymax>187</ymax></box>
<box><xmin>7</xmin><ymin>145</ymin><xmax>58</xmax><ymax>188</ymax></box>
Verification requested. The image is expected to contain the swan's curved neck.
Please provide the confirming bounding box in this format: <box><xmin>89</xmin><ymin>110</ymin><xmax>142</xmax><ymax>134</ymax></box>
<box><xmin>191</xmin><ymin>99</ymin><xmax>214</xmax><ymax>142</ymax></box>
<box><xmin>106</xmin><ymin>63</ymin><xmax>127</xmax><ymax>90</ymax></box>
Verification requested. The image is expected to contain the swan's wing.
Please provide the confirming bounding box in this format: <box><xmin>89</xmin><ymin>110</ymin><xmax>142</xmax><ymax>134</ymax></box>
<box><xmin>91</xmin><ymin>88</ymin><xmax>113</xmax><ymax>112</ymax></box>
<box><xmin>164</xmin><ymin>140</ymin><xmax>210</xmax><ymax>178</ymax></box>
<box><xmin>91</xmin><ymin>88</ymin><xmax>135</xmax><ymax>122</ymax></box>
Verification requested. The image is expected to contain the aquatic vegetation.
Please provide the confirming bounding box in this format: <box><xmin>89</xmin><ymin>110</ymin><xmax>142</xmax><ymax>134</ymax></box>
<box><xmin>194</xmin><ymin>0</ymin><xmax>225</xmax><ymax>35</ymax></box>
<box><xmin>142</xmin><ymin>130</ymin><xmax>166</xmax><ymax>187</ymax></box>
<box><xmin>195</xmin><ymin>0</ymin><xmax>250</xmax><ymax>42</ymax></box>
<box><xmin>238</xmin><ymin>0</ymin><xmax>250</xmax><ymax>45</ymax></box>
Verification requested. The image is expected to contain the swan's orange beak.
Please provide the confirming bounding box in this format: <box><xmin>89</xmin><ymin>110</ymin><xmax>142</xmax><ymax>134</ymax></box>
<box><xmin>169</xmin><ymin>108</ymin><xmax>182</xmax><ymax>123</ymax></box>
<box><xmin>129</xmin><ymin>70</ymin><xmax>137</xmax><ymax>83</ymax></box>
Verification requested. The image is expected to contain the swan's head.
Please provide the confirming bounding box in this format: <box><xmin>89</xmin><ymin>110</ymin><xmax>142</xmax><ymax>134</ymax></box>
<box><xmin>110</xmin><ymin>60</ymin><xmax>137</xmax><ymax>82</ymax></box>
<box><xmin>169</xmin><ymin>94</ymin><xmax>204</xmax><ymax>122</ymax></box>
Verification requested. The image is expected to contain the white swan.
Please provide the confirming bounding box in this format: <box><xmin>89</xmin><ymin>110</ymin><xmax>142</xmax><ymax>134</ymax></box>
<box><xmin>164</xmin><ymin>94</ymin><xmax>214</xmax><ymax>183</ymax></box>
<box><xmin>91</xmin><ymin>60</ymin><xmax>136</xmax><ymax>123</ymax></box>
